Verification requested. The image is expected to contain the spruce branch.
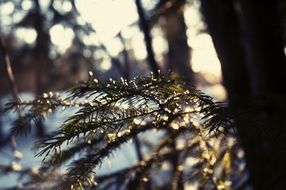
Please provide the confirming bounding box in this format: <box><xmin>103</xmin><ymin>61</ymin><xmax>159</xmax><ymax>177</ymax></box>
<box><xmin>5</xmin><ymin>73</ymin><xmax>242</xmax><ymax>189</ymax></box>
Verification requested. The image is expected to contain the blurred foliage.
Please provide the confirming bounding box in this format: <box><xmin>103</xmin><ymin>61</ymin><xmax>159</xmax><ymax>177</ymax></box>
<box><xmin>5</xmin><ymin>74</ymin><xmax>248</xmax><ymax>189</ymax></box>
<box><xmin>0</xmin><ymin>0</ymin><xmax>136</xmax><ymax>94</ymax></box>
<box><xmin>0</xmin><ymin>0</ymin><xmax>209</xmax><ymax>96</ymax></box>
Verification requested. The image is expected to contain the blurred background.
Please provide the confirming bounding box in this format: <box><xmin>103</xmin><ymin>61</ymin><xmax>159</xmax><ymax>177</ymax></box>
<box><xmin>0</xmin><ymin>0</ymin><xmax>225</xmax><ymax>97</ymax></box>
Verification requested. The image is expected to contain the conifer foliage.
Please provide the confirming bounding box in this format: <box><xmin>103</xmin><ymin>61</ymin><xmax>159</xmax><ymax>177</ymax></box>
<box><xmin>6</xmin><ymin>73</ymin><xmax>247</xmax><ymax>189</ymax></box>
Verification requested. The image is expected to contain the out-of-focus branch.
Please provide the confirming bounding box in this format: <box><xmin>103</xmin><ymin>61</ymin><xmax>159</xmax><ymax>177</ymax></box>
<box><xmin>0</xmin><ymin>35</ymin><xmax>19</xmax><ymax>150</ymax></box>
<box><xmin>118</xmin><ymin>32</ymin><xmax>131</xmax><ymax>79</ymax></box>
<box><xmin>135</xmin><ymin>0</ymin><xmax>159</xmax><ymax>76</ymax></box>
<box><xmin>0</xmin><ymin>37</ymin><xmax>19</xmax><ymax>100</ymax></box>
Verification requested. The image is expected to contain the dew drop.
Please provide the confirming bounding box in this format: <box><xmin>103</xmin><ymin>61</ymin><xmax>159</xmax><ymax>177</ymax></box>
<box><xmin>30</xmin><ymin>167</ymin><xmax>39</xmax><ymax>174</ymax></box>
<box><xmin>162</xmin><ymin>115</ymin><xmax>169</xmax><ymax>121</ymax></box>
<box><xmin>142</xmin><ymin>177</ymin><xmax>149</xmax><ymax>182</ymax></box>
<box><xmin>13</xmin><ymin>150</ymin><xmax>23</xmax><ymax>159</ymax></box>
<box><xmin>178</xmin><ymin>165</ymin><xmax>184</xmax><ymax>171</ymax></box>
<box><xmin>133</xmin><ymin>118</ymin><xmax>142</xmax><ymax>125</ymax></box>
<box><xmin>171</xmin><ymin>123</ymin><xmax>179</xmax><ymax>130</ymax></box>
<box><xmin>107</xmin><ymin>133</ymin><xmax>116</xmax><ymax>142</ymax></box>
<box><xmin>10</xmin><ymin>161</ymin><xmax>22</xmax><ymax>171</ymax></box>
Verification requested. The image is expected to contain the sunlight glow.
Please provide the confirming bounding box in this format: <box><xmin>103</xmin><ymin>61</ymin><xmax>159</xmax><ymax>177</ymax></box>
<box><xmin>202</xmin><ymin>84</ymin><xmax>227</xmax><ymax>101</ymax></box>
<box><xmin>49</xmin><ymin>24</ymin><xmax>74</xmax><ymax>53</ymax></box>
<box><xmin>130</xmin><ymin>33</ymin><xmax>147</xmax><ymax>60</ymax></box>
<box><xmin>21</xmin><ymin>0</ymin><xmax>32</xmax><ymax>11</ymax></box>
<box><xmin>75</xmin><ymin>0</ymin><xmax>222</xmax><ymax>78</ymax></box>
<box><xmin>82</xmin><ymin>33</ymin><xmax>99</xmax><ymax>46</ymax></box>
<box><xmin>12</xmin><ymin>11</ymin><xmax>26</xmax><ymax>23</ymax></box>
<box><xmin>15</xmin><ymin>28</ymin><xmax>37</xmax><ymax>44</ymax></box>
<box><xmin>184</xmin><ymin>2</ymin><xmax>222</xmax><ymax>80</ymax></box>
<box><xmin>0</xmin><ymin>2</ymin><xmax>14</xmax><ymax>15</ymax></box>
<box><xmin>190</xmin><ymin>33</ymin><xmax>221</xmax><ymax>76</ymax></box>
<box><xmin>76</xmin><ymin>0</ymin><xmax>138</xmax><ymax>41</ymax></box>
<box><xmin>153</xmin><ymin>35</ymin><xmax>168</xmax><ymax>61</ymax></box>
<box><xmin>53</xmin><ymin>0</ymin><xmax>72</xmax><ymax>13</ymax></box>
<box><xmin>152</xmin><ymin>28</ymin><xmax>168</xmax><ymax>61</ymax></box>
<box><xmin>104</xmin><ymin>38</ymin><xmax>124</xmax><ymax>57</ymax></box>
<box><xmin>99</xmin><ymin>59</ymin><xmax>112</xmax><ymax>71</ymax></box>
<box><xmin>76</xmin><ymin>0</ymin><xmax>143</xmax><ymax>63</ymax></box>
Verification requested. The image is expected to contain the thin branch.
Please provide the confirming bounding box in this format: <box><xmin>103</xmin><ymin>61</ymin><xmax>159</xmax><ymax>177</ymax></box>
<box><xmin>118</xmin><ymin>32</ymin><xmax>131</xmax><ymax>79</ymax></box>
<box><xmin>0</xmin><ymin>37</ymin><xmax>19</xmax><ymax>100</ymax></box>
<box><xmin>0</xmin><ymin>36</ymin><xmax>20</xmax><ymax>151</ymax></box>
<box><xmin>135</xmin><ymin>0</ymin><xmax>160</xmax><ymax>76</ymax></box>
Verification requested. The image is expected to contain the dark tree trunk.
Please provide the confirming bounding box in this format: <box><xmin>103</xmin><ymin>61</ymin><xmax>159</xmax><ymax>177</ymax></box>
<box><xmin>32</xmin><ymin>0</ymin><xmax>48</xmax><ymax>137</ymax></box>
<box><xmin>236</xmin><ymin>0</ymin><xmax>286</xmax><ymax>189</ymax></box>
<box><xmin>0</xmin><ymin>102</ymin><xmax>3</xmax><ymax>139</ymax></box>
<box><xmin>33</xmin><ymin>0</ymin><xmax>50</xmax><ymax>95</ymax></box>
<box><xmin>164</xmin><ymin>1</ymin><xmax>194</xmax><ymax>83</ymax></box>
<box><xmin>135</xmin><ymin>0</ymin><xmax>160</xmax><ymax>76</ymax></box>
<box><xmin>201</xmin><ymin>0</ymin><xmax>286</xmax><ymax>189</ymax></box>
<box><xmin>236</xmin><ymin>96</ymin><xmax>286</xmax><ymax>190</ymax></box>
<box><xmin>200</xmin><ymin>0</ymin><xmax>251</xmax><ymax>106</ymax></box>
<box><xmin>238</xmin><ymin>0</ymin><xmax>286</xmax><ymax>96</ymax></box>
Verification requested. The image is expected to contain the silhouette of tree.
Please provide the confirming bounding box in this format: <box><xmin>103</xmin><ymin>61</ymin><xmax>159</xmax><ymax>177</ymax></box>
<box><xmin>201</xmin><ymin>0</ymin><xmax>286</xmax><ymax>189</ymax></box>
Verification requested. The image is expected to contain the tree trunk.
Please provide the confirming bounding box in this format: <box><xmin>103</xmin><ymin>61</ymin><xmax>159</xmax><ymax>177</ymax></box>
<box><xmin>164</xmin><ymin>1</ymin><xmax>194</xmax><ymax>84</ymax></box>
<box><xmin>0</xmin><ymin>104</ymin><xmax>3</xmax><ymax>139</ymax></box>
<box><xmin>32</xmin><ymin>0</ymin><xmax>48</xmax><ymax>137</ymax></box>
<box><xmin>200</xmin><ymin>0</ymin><xmax>251</xmax><ymax>106</ymax></box>
<box><xmin>201</xmin><ymin>0</ymin><xmax>286</xmax><ymax>189</ymax></box>
<box><xmin>236</xmin><ymin>0</ymin><xmax>286</xmax><ymax>189</ymax></box>
<box><xmin>34</xmin><ymin>0</ymin><xmax>50</xmax><ymax>95</ymax></box>
<box><xmin>135</xmin><ymin>0</ymin><xmax>160</xmax><ymax>76</ymax></box>
<box><xmin>239</xmin><ymin>0</ymin><xmax>286</xmax><ymax>96</ymax></box>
